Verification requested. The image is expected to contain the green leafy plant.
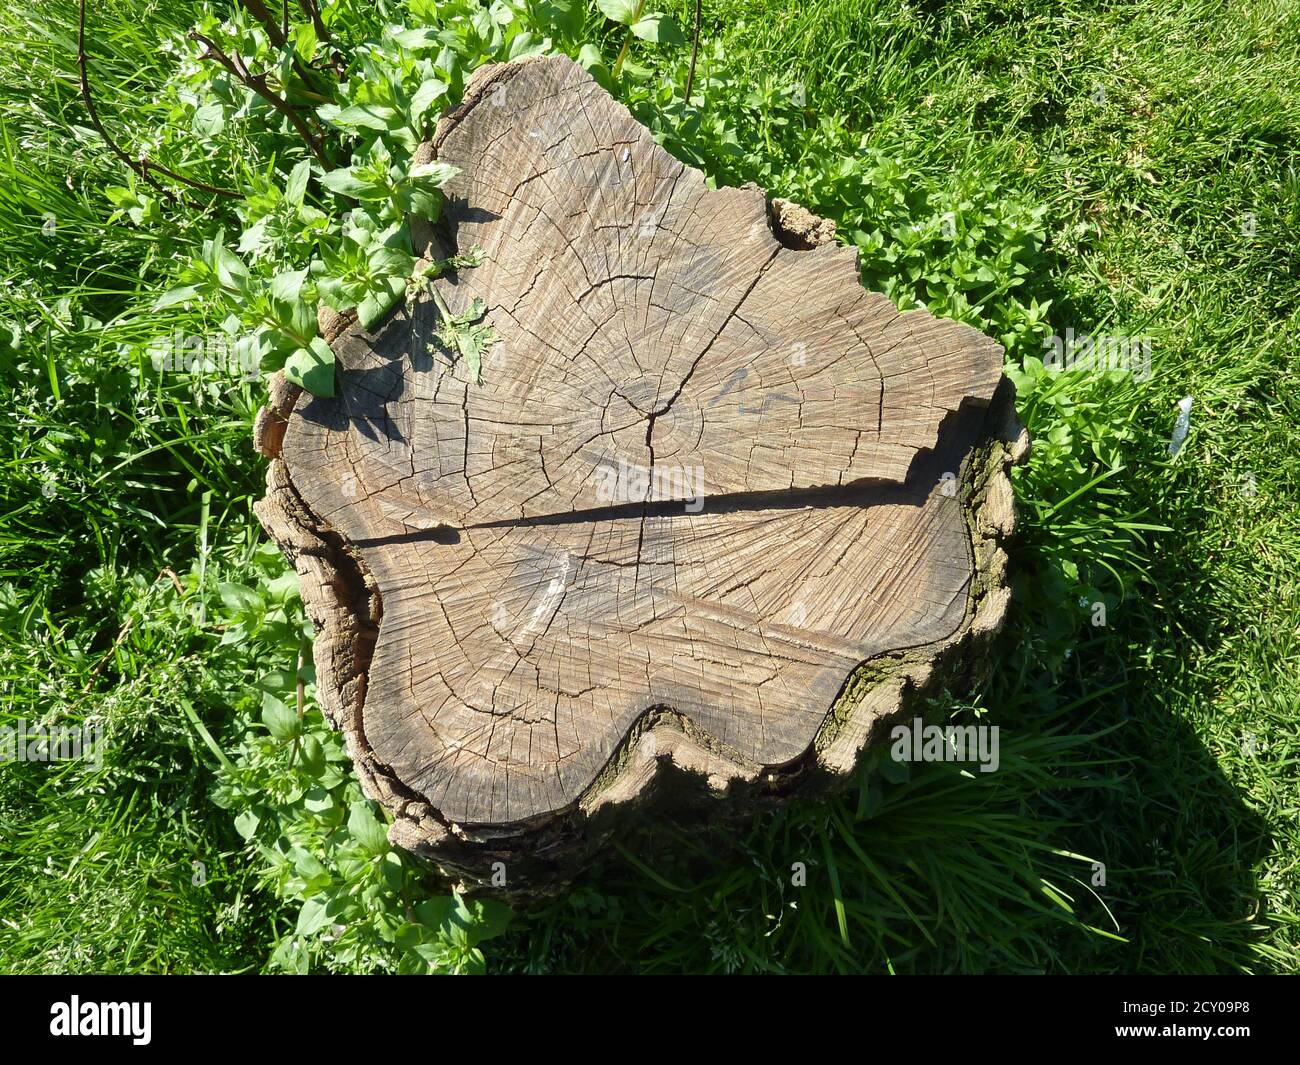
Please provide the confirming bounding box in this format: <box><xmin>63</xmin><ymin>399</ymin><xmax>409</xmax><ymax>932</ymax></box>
<box><xmin>9</xmin><ymin>0</ymin><xmax>1298</xmax><ymax>980</ymax></box>
<box><xmin>209</xmin><ymin>546</ymin><xmax>512</xmax><ymax>974</ymax></box>
<box><xmin>140</xmin><ymin>1</ymin><xmax>596</xmax><ymax>399</ymax></box>
<box><xmin>596</xmin><ymin>0</ymin><xmax>685</xmax><ymax>78</ymax></box>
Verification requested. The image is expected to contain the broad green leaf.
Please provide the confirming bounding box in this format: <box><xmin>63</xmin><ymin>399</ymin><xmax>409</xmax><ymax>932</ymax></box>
<box><xmin>441</xmin><ymin>894</ymin><xmax>474</xmax><ymax>948</ymax></box>
<box><xmin>408</xmin><ymin>160</ymin><xmax>460</xmax><ymax>186</ymax></box>
<box><xmin>348</xmin><ymin>801</ymin><xmax>389</xmax><ymax>855</ymax></box>
<box><xmin>410</xmin><ymin>78</ymin><xmax>448</xmax><ymax>121</ymax></box>
<box><xmin>210</xmin><ymin>243</ymin><xmax>251</xmax><ymax>294</ymax></box>
<box><xmin>576</xmin><ymin>43</ymin><xmax>614</xmax><ymax>91</ymax></box>
<box><xmin>254</xmin><ymin>669</ymin><xmax>296</xmax><ymax>693</ymax></box>
<box><xmin>105</xmin><ymin>185</ymin><xmax>141</xmax><ymax>208</ymax></box>
<box><xmin>404</xmin><ymin>187</ymin><xmax>442</xmax><ymax>221</ymax></box>
<box><xmin>392</xmin><ymin>26</ymin><xmax>441</xmax><ymax>50</ymax></box>
<box><xmin>288</xmin><ymin>845</ymin><xmax>327</xmax><ymax>881</ymax></box>
<box><xmin>410</xmin><ymin>939</ymin><xmax>451</xmax><ymax>968</ymax></box>
<box><xmin>537</xmin><ymin>0</ymin><xmax>584</xmax><ymax>39</ymax></box>
<box><xmin>153</xmin><ymin>285</ymin><xmax>199</xmax><ymax>310</ymax></box>
<box><xmin>285</xmin><ymin>160</ymin><xmax>311</xmax><ymax>207</ymax></box>
<box><xmin>357</xmin><ymin>276</ymin><xmax>405</xmax><ymax>330</ymax></box>
<box><xmin>303</xmin><ymin>788</ymin><xmax>337</xmax><ymax>815</ymax></box>
<box><xmin>441</xmin><ymin>892</ymin><xmax>512</xmax><ymax>948</ymax></box>
<box><xmin>233</xmin><ymin>809</ymin><xmax>260</xmax><ymax>841</ymax></box>
<box><xmin>269</xmin><ymin>937</ymin><xmax>310</xmax><ymax>975</ymax></box>
<box><xmin>128</xmin><ymin>199</ymin><xmax>159</xmax><ymax>226</ymax></box>
<box><xmin>264</xmin><ymin>562</ymin><xmax>297</xmax><ymax>598</ymax></box>
<box><xmin>299</xmin><ymin>735</ymin><xmax>326</xmax><ymax>778</ymax></box>
<box><xmin>631</xmin><ymin>13</ymin><xmax>685</xmax><ymax>46</ymax></box>
<box><xmin>237</xmin><ymin>217</ymin><xmax>270</xmax><ymax>257</ymax></box>
<box><xmin>413</xmin><ymin>897</ymin><xmax>453</xmax><ymax>928</ymax></box>
<box><xmin>284</xmin><ymin>336</ymin><xmax>336</xmax><ymax>397</ymax></box>
<box><xmin>261</xmin><ymin>691</ymin><xmax>300</xmax><ymax>742</ymax></box>
<box><xmin>327</xmin><ymin>104</ymin><xmax>398</xmax><ymax>131</ymax></box>
<box><xmin>368</xmin><ymin>244</ymin><xmax>416</xmax><ymax>278</ymax></box>
<box><xmin>217</xmin><ymin>581</ymin><xmax>261</xmax><ymax>613</ymax></box>
<box><xmin>291</xmin><ymin>21</ymin><xmax>319</xmax><ymax>62</ymax></box>
<box><xmin>191</xmin><ymin>102</ymin><xmax>226</xmax><ymax>137</ymax></box>
<box><xmin>507</xmin><ymin>32</ymin><xmax>546</xmax><ymax>60</ymax></box>
<box><xmin>269</xmin><ymin>267</ymin><xmax>307</xmax><ymax>307</ymax></box>
<box><xmin>597</xmin><ymin>0</ymin><xmax>640</xmax><ymax>25</ymax></box>
<box><xmin>468</xmin><ymin>898</ymin><xmax>512</xmax><ymax>943</ymax></box>
<box><xmin>296</xmin><ymin>896</ymin><xmax>331</xmax><ymax>936</ymax></box>
<box><xmin>261</xmin><ymin>326</ymin><xmax>300</xmax><ymax>359</ymax></box>
<box><xmin>320</xmin><ymin>167</ymin><xmax>374</xmax><ymax>199</ymax></box>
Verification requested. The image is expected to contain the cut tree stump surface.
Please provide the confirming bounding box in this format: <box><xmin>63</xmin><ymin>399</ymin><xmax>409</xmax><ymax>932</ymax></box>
<box><xmin>255</xmin><ymin>55</ymin><xmax>1027</xmax><ymax>891</ymax></box>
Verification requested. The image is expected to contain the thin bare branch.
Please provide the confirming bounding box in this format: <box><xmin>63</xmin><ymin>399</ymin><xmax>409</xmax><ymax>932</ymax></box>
<box><xmin>685</xmin><ymin>0</ymin><xmax>703</xmax><ymax>103</ymax></box>
<box><xmin>189</xmin><ymin>30</ymin><xmax>333</xmax><ymax>168</ymax></box>
<box><xmin>77</xmin><ymin>0</ymin><xmax>240</xmax><ymax>200</ymax></box>
<box><xmin>236</xmin><ymin>0</ymin><xmax>331</xmax><ymax>99</ymax></box>
<box><xmin>238</xmin><ymin>0</ymin><xmax>287</xmax><ymax>47</ymax></box>
<box><xmin>298</xmin><ymin>0</ymin><xmax>329</xmax><ymax>44</ymax></box>
<box><xmin>78</xmin><ymin>0</ymin><xmax>168</xmax><ymax>198</ymax></box>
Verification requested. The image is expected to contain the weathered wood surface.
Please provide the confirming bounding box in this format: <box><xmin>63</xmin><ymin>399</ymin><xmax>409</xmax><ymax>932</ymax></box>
<box><xmin>255</xmin><ymin>54</ymin><xmax>1027</xmax><ymax>893</ymax></box>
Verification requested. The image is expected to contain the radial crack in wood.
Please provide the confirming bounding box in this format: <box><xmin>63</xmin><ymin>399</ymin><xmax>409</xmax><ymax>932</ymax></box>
<box><xmin>254</xmin><ymin>54</ymin><xmax>1026</xmax><ymax>895</ymax></box>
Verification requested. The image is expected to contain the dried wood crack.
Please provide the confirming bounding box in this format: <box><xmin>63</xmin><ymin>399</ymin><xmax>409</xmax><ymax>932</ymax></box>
<box><xmin>254</xmin><ymin>55</ymin><xmax>1026</xmax><ymax>893</ymax></box>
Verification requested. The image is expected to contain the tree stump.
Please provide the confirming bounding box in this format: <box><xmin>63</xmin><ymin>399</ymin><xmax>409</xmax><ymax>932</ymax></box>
<box><xmin>254</xmin><ymin>55</ymin><xmax>1028</xmax><ymax>896</ymax></box>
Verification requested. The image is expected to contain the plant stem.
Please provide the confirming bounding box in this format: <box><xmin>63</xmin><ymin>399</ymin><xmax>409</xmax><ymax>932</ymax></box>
<box><xmin>236</xmin><ymin>0</ymin><xmax>329</xmax><ymax>97</ymax></box>
<box><xmin>612</xmin><ymin>0</ymin><xmax>647</xmax><ymax>79</ymax></box>
<box><xmin>684</xmin><ymin>0</ymin><xmax>702</xmax><ymax>103</ymax></box>
<box><xmin>238</xmin><ymin>0</ymin><xmax>287</xmax><ymax>47</ymax></box>
<box><xmin>190</xmin><ymin>31</ymin><xmax>333</xmax><ymax>168</ymax></box>
<box><xmin>288</xmin><ymin>636</ymin><xmax>307</xmax><ymax>768</ymax></box>
<box><xmin>298</xmin><ymin>0</ymin><xmax>330</xmax><ymax>44</ymax></box>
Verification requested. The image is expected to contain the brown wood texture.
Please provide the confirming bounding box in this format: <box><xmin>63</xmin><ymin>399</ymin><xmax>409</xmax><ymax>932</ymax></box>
<box><xmin>255</xmin><ymin>55</ymin><xmax>1027</xmax><ymax>892</ymax></box>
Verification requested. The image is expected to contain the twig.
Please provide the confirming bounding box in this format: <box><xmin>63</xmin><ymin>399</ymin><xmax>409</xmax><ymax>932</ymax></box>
<box><xmin>236</xmin><ymin>0</ymin><xmax>330</xmax><ymax>100</ymax></box>
<box><xmin>78</xmin><ymin>0</ymin><xmax>239</xmax><ymax>200</ymax></box>
<box><xmin>82</xmin><ymin>617</ymin><xmax>135</xmax><ymax>692</ymax></box>
<box><xmin>77</xmin><ymin>0</ymin><xmax>166</xmax><ymax>197</ymax></box>
<box><xmin>684</xmin><ymin>0</ymin><xmax>702</xmax><ymax>103</ymax></box>
<box><xmin>298</xmin><ymin>0</ymin><xmax>329</xmax><ymax>44</ymax></box>
<box><xmin>189</xmin><ymin>31</ymin><xmax>332</xmax><ymax>168</ymax></box>
<box><xmin>238</xmin><ymin>0</ymin><xmax>287</xmax><ymax>47</ymax></box>
<box><xmin>134</xmin><ymin>157</ymin><xmax>241</xmax><ymax>199</ymax></box>
<box><xmin>297</xmin><ymin>0</ymin><xmax>346</xmax><ymax>78</ymax></box>
<box><xmin>159</xmin><ymin>567</ymin><xmax>186</xmax><ymax>596</ymax></box>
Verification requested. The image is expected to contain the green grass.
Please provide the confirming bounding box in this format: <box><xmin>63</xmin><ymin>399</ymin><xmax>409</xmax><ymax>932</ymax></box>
<box><xmin>1</xmin><ymin>0</ymin><xmax>1298</xmax><ymax>973</ymax></box>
